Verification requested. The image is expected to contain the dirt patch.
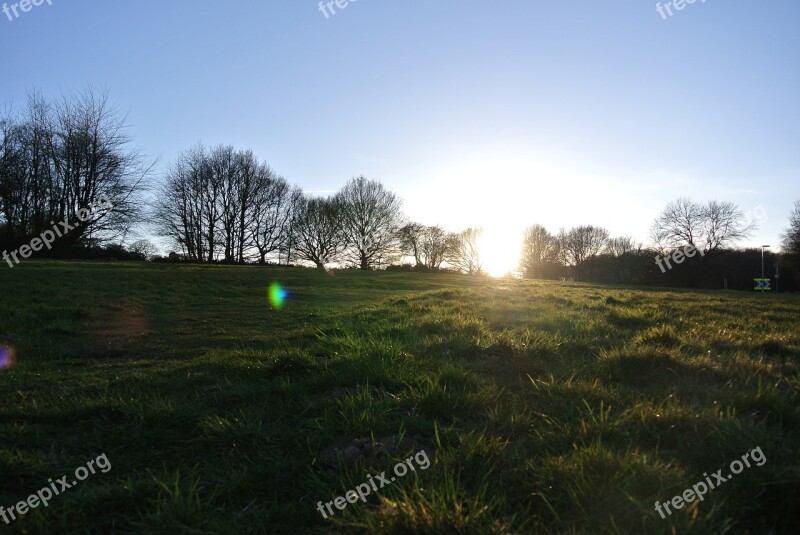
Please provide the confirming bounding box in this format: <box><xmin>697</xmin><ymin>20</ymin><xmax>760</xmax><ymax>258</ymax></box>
<box><xmin>89</xmin><ymin>306</ymin><xmax>150</xmax><ymax>355</ymax></box>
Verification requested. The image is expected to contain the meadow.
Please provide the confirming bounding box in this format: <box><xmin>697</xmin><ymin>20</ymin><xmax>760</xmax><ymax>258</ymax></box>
<box><xmin>0</xmin><ymin>261</ymin><xmax>798</xmax><ymax>534</ymax></box>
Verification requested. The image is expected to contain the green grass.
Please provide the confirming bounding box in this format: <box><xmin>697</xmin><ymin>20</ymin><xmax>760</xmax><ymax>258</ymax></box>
<box><xmin>1</xmin><ymin>261</ymin><xmax>799</xmax><ymax>534</ymax></box>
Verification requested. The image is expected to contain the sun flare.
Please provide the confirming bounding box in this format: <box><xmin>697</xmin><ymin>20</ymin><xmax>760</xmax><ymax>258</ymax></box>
<box><xmin>480</xmin><ymin>228</ymin><xmax>522</xmax><ymax>277</ymax></box>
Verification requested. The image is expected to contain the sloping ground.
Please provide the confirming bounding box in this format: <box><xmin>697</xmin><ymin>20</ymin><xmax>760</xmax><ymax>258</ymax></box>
<box><xmin>0</xmin><ymin>262</ymin><xmax>798</xmax><ymax>533</ymax></box>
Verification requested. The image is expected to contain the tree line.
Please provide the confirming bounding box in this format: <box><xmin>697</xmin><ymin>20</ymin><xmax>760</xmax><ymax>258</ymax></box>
<box><xmin>151</xmin><ymin>143</ymin><xmax>408</xmax><ymax>268</ymax></box>
<box><xmin>151</xmin><ymin>142</ymin><xmax>488</xmax><ymax>272</ymax></box>
<box><xmin>0</xmin><ymin>90</ymin><xmax>149</xmax><ymax>252</ymax></box>
<box><xmin>2</xmin><ymin>90</ymin><xmax>800</xmax><ymax>290</ymax></box>
<box><xmin>518</xmin><ymin>198</ymin><xmax>800</xmax><ymax>291</ymax></box>
<box><xmin>519</xmin><ymin>198</ymin><xmax>760</xmax><ymax>281</ymax></box>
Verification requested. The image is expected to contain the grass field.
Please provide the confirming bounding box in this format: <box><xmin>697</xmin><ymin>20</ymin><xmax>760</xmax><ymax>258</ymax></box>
<box><xmin>1</xmin><ymin>261</ymin><xmax>799</xmax><ymax>534</ymax></box>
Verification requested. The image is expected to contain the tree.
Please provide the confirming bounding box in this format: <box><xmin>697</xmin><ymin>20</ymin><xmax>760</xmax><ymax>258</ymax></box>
<box><xmin>651</xmin><ymin>197</ymin><xmax>754</xmax><ymax>254</ymax></box>
<box><xmin>781</xmin><ymin>200</ymin><xmax>800</xmax><ymax>255</ymax></box>
<box><xmin>605</xmin><ymin>236</ymin><xmax>639</xmax><ymax>257</ymax></box>
<box><xmin>153</xmin><ymin>144</ymin><xmax>214</xmax><ymax>261</ymax></box>
<box><xmin>336</xmin><ymin>176</ymin><xmax>404</xmax><ymax>270</ymax></box>
<box><xmin>290</xmin><ymin>195</ymin><xmax>347</xmax><ymax>268</ymax></box>
<box><xmin>48</xmin><ymin>89</ymin><xmax>150</xmax><ymax>245</ymax></box>
<box><xmin>419</xmin><ymin>226</ymin><xmax>451</xmax><ymax>269</ymax></box>
<box><xmin>211</xmin><ymin>145</ymin><xmax>241</xmax><ymax>262</ymax></box>
<box><xmin>277</xmin><ymin>188</ymin><xmax>305</xmax><ymax>265</ymax></box>
<box><xmin>605</xmin><ymin>236</ymin><xmax>641</xmax><ymax>283</ymax></box>
<box><xmin>520</xmin><ymin>224</ymin><xmax>560</xmax><ymax>279</ymax></box>
<box><xmin>0</xmin><ymin>88</ymin><xmax>151</xmax><ymax>251</ymax></box>
<box><xmin>398</xmin><ymin>223</ymin><xmax>452</xmax><ymax>269</ymax></box>
<box><xmin>559</xmin><ymin>225</ymin><xmax>609</xmax><ymax>281</ymax></box>
<box><xmin>153</xmin><ymin>144</ymin><xmax>294</xmax><ymax>264</ymax></box>
<box><xmin>448</xmin><ymin>227</ymin><xmax>484</xmax><ymax>275</ymax></box>
<box><xmin>702</xmin><ymin>200</ymin><xmax>755</xmax><ymax>252</ymax></box>
<box><xmin>129</xmin><ymin>239</ymin><xmax>159</xmax><ymax>260</ymax></box>
<box><xmin>250</xmin><ymin>170</ymin><xmax>293</xmax><ymax>265</ymax></box>
<box><xmin>398</xmin><ymin>222</ymin><xmax>425</xmax><ymax>266</ymax></box>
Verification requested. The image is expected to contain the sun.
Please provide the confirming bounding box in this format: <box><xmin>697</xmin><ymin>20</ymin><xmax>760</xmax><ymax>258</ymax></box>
<box><xmin>480</xmin><ymin>228</ymin><xmax>522</xmax><ymax>277</ymax></box>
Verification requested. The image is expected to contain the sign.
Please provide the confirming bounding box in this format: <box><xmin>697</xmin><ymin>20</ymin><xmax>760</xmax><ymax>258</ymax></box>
<box><xmin>754</xmin><ymin>278</ymin><xmax>771</xmax><ymax>291</ymax></box>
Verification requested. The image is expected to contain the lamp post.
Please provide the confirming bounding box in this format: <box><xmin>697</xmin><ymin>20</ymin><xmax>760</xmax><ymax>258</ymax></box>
<box><xmin>761</xmin><ymin>245</ymin><xmax>770</xmax><ymax>292</ymax></box>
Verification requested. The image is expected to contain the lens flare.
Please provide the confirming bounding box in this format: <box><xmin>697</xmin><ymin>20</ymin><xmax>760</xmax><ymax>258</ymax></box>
<box><xmin>268</xmin><ymin>282</ymin><xmax>288</xmax><ymax>310</ymax></box>
<box><xmin>0</xmin><ymin>347</ymin><xmax>17</xmax><ymax>370</ymax></box>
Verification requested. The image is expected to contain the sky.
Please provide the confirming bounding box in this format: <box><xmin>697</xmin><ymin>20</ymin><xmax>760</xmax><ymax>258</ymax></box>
<box><xmin>1</xmin><ymin>0</ymin><xmax>799</xmax><ymax>275</ymax></box>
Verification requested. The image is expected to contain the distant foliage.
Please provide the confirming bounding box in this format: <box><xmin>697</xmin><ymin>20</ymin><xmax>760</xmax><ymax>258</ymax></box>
<box><xmin>782</xmin><ymin>200</ymin><xmax>800</xmax><ymax>255</ymax></box>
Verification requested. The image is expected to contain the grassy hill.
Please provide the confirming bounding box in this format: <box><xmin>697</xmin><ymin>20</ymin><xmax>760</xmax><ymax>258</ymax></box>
<box><xmin>1</xmin><ymin>261</ymin><xmax>798</xmax><ymax>534</ymax></box>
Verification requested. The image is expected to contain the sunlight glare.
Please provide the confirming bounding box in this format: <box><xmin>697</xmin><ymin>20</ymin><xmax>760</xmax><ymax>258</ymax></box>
<box><xmin>480</xmin><ymin>227</ymin><xmax>523</xmax><ymax>277</ymax></box>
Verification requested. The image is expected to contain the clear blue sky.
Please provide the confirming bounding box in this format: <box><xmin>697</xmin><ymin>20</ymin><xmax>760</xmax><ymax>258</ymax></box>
<box><xmin>2</xmin><ymin>0</ymin><xmax>798</xmax><ymax>271</ymax></box>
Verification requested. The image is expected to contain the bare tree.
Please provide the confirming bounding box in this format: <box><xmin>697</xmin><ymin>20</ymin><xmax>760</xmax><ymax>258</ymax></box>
<box><xmin>559</xmin><ymin>225</ymin><xmax>609</xmax><ymax>281</ymax></box>
<box><xmin>398</xmin><ymin>222</ymin><xmax>425</xmax><ymax>266</ymax></box>
<box><xmin>0</xmin><ymin>96</ymin><xmax>53</xmax><ymax>244</ymax></box>
<box><xmin>520</xmin><ymin>224</ymin><xmax>560</xmax><ymax>278</ymax></box>
<box><xmin>278</xmin><ymin>188</ymin><xmax>305</xmax><ymax>265</ymax></box>
<box><xmin>291</xmin><ymin>195</ymin><xmax>347</xmax><ymax>268</ymax></box>
<box><xmin>50</xmin><ymin>89</ymin><xmax>151</xmax><ymax>245</ymax></box>
<box><xmin>129</xmin><ymin>239</ymin><xmax>159</xmax><ymax>260</ymax></box>
<box><xmin>702</xmin><ymin>200</ymin><xmax>755</xmax><ymax>251</ymax></box>
<box><xmin>210</xmin><ymin>146</ymin><xmax>288</xmax><ymax>263</ymax></box>
<box><xmin>154</xmin><ymin>145</ymin><xmax>213</xmax><ymax>261</ymax></box>
<box><xmin>420</xmin><ymin>225</ymin><xmax>451</xmax><ymax>269</ymax></box>
<box><xmin>651</xmin><ymin>197</ymin><xmax>754</xmax><ymax>254</ymax></box>
<box><xmin>0</xmin><ymin>88</ymin><xmax>151</xmax><ymax>250</ymax></box>
<box><xmin>448</xmin><ymin>227</ymin><xmax>484</xmax><ymax>275</ymax></box>
<box><xmin>781</xmin><ymin>200</ymin><xmax>800</xmax><ymax>255</ymax></box>
<box><xmin>398</xmin><ymin>223</ymin><xmax>452</xmax><ymax>269</ymax></box>
<box><xmin>605</xmin><ymin>236</ymin><xmax>639</xmax><ymax>257</ymax></box>
<box><xmin>336</xmin><ymin>176</ymin><xmax>404</xmax><ymax>270</ymax></box>
<box><xmin>154</xmin><ymin>144</ymin><xmax>296</xmax><ymax>264</ymax></box>
<box><xmin>231</xmin><ymin>150</ymin><xmax>265</xmax><ymax>263</ymax></box>
<box><xmin>212</xmin><ymin>145</ymin><xmax>241</xmax><ymax>262</ymax></box>
<box><xmin>250</xmin><ymin>169</ymin><xmax>293</xmax><ymax>265</ymax></box>
<box><xmin>650</xmin><ymin>197</ymin><xmax>704</xmax><ymax>252</ymax></box>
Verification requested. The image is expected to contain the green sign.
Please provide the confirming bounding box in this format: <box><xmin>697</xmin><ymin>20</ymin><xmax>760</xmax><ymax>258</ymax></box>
<box><xmin>754</xmin><ymin>278</ymin><xmax>771</xmax><ymax>291</ymax></box>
